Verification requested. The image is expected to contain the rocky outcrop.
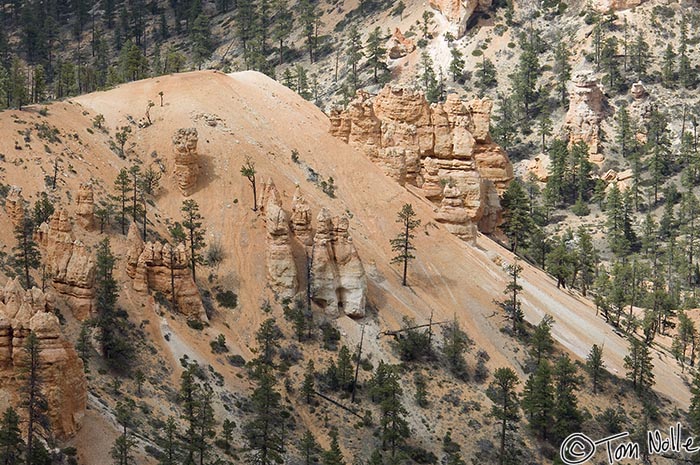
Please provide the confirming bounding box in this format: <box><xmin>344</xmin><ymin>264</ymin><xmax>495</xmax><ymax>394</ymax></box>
<box><xmin>125</xmin><ymin>224</ymin><xmax>207</xmax><ymax>321</ymax></box>
<box><xmin>387</xmin><ymin>28</ymin><xmax>416</xmax><ymax>59</ymax></box>
<box><xmin>290</xmin><ymin>185</ymin><xmax>313</xmax><ymax>246</ymax></box>
<box><xmin>629</xmin><ymin>82</ymin><xmax>652</xmax><ymax>143</ymax></box>
<box><xmin>37</xmin><ymin>209</ymin><xmax>95</xmax><ymax>320</ymax></box>
<box><xmin>4</xmin><ymin>186</ymin><xmax>25</xmax><ymax>228</ymax></box>
<box><xmin>564</xmin><ymin>72</ymin><xmax>606</xmax><ymax>163</ymax></box>
<box><xmin>173</xmin><ymin>128</ymin><xmax>199</xmax><ymax>196</ymax></box>
<box><xmin>429</xmin><ymin>0</ymin><xmax>492</xmax><ymax>38</ymax></box>
<box><xmin>329</xmin><ymin>86</ymin><xmax>512</xmax><ymax>241</ymax></box>
<box><xmin>264</xmin><ymin>183</ymin><xmax>298</xmax><ymax>299</ymax></box>
<box><xmin>595</xmin><ymin>0</ymin><xmax>644</xmax><ymax>11</ymax></box>
<box><xmin>310</xmin><ymin>209</ymin><xmax>367</xmax><ymax>318</ymax></box>
<box><xmin>0</xmin><ymin>278</ymin><xmax>86</xmax><ymax>440</ymax></box>
<box><xmin>75</xmin><ymin>182</ymin><xmax>95</xmax><ymax>230</ymax></box>
<box><xmin>524</xmin><ymin>154</ymin><xmax>551</xmax><ymax>182</ymax></box>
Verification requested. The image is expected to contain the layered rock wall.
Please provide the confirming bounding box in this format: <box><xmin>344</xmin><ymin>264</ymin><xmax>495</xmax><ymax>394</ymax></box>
<box><xmin>0</xmin><ymin>279</ymin><xmax>86</xmax><ymax>439</ymax></box>
<box><xmin>264</xmin><ymin>183</ymin><xmax>298</xmax><ymax>299</ymax></box>
<box><xmin>329</xmin><ymin>87</ymin><xmax>513</xmax><ymax>241</ymax></box>
<box><xmin>125</xmin><ymin>224</ymin><xmax>207</xmax><ymax>321</ymax></box>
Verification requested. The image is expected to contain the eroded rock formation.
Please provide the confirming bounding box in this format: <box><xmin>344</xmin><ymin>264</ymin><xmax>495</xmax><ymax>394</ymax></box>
<box><xmin>564</xmin><ymin>72</ymin><xmax>606</xmax><ymax>163</ymax></box>
<box><xmin>387</xmin><ymin>28</ymin><xmax>416</xmax><ymax>59</ymax></box>
<box><xmin>75</xmin><ymin>182</ymin><xmax>95</xmax><ymax>230</ymax></box>
<box><xmin>290</xmin><ymin>185</ymin><xmax>313</xmax><ymax>246</ymax></box>
<box><xmin>173</xmin><ymin>128</ymin><xmax>199</xmax><ymax>196</ymax></box>
<box><xmin>125</xmin><ymin>224</ymin><xmax>207</xmax><ymax>321</ymax></box>
<box><xmin>4</xmin><ymin>186</ymin><xmax>25</xmax><ymax>228</ymax></box>
<box><xmin>429</xmin><ymin>0</ymin><xmax>492</xmax><ymax>38</ymax></box>
<box><xmin>310</xmin><ymin>209</ymin><xmax>367</xmax><ymax>318</ymax></box>
<box><xmin>264</xmin><ymin>183</ymin><xmax>298</xmax><ymax>299</ymax></box>
<box><xmin>0</xmin><ymin>278</ymin><xmax>86</xmax><ymax>439</ymax></box>
<box><xmin>329</xmin><ymin>86</ymin><xmax>513</xmax><ymax>241</ymax></box>
<box><xmin>37</xmin><ymin>209</ymin><xmax>95</xmax><ymax>320</ymax></box>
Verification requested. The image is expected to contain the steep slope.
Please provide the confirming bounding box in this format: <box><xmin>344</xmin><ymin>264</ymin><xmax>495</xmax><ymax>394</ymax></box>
<box><xmin>0</xmin><ymin>70</ymin><xmax>691</xmax><ymax>463</ymax></box>
<box><xmin>74</xmin><ymin>70</ymin><xmax>689</xmax><ymax>404</ymax></box>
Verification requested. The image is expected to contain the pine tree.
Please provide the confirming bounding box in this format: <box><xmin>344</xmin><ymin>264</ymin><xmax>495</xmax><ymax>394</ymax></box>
<box><xmin>511</xmin><ymin>28</ymin><xmax>540</xmax><ymax>117</ymax></box>
<box><xmin>20</xmin><ymin>332</ymin><xmax>49</xmax><ymax>464</ymax></box>
<box><xmin>441</xmin><ymin>316</ymin><xmax>471</xmax><ymax>380</ymax></box>
<box><xmin>487</xmin><ymin>367</ymin><xmax>520</xmax><ymax>465</ymax></box>
<box><xmin>9</xmin><ymin>58</ymin><xmax>27</xmax><ymax>110</ymax></box>
<box><xmin>662</xmin><ymin>44</ymin><xmax>676</xmax><ymax>86</ymax></box>
<box><xmin>554</xmin><ymin>40</ymin><xmax>571</xmax><ymax>105</ymax></box>
<box><xmin>181</xmin><ymin>199</ymin><xmax>206</xmax><ymax>282</ymax></box>
<box><xmin>12</xmin><ymin>216</ymin><xmax>41</xmax><ymax>290</ymax></box>
<box><xmin>240</xmin><ymin>156</ymin><xmax>258</xmax><ymax>211</ymax></box>
<box><xmin>190</xmin><ymin>14</ymin><xmax>213</xmax><ymax>70</ymax></box>
<box><xmin>449</xmin><ymin>47</ymin><xmax>464</xmax><ymax>83</ymax></box>
<box><xmin>504</xmin><ymin>260</ymin><xmax>524</xmax><ymax>334</ymax></box>
<box><xmin>552</xmin><ymin>354</ymin><xmax>582</xmax><ymax>443</ymax></box>
<box><xmin>336</xmin><ymin>345</ymin><xmax>354</xmax><ymax>392</ymax></box>
<box><xmin>345</xmin><ymin>25</ymin><xmax>363</xmax><ymax>89</ymax></box>
<box><xmin>689</xmin><ymin>369</ymin><xmax>700</xmax><ymax>435</ymax></box>
<box><xmin>546</xmin><ymin>236</ymin><xmax>573</xmax><ymax>289</ymax></box>
<box><xmin>298</xmin><ymin>430</ymin><xmax>321</xmax><ymax>465</ymax></box>
<box><xmin>419</xmin><ymin>51</ymin><xmax>439</xmax><ymax>103</ymax></box>
<box><xmin>272</xmin><ymin>0</ymin><xmax>294</xmax><ymax>65</ymax></box>
<box><xmin>322</xmin><ymin>428</ymin><xmax>345</xmax><ymax>465</ymax></box>
<box><xmin>111</xmin><ymin>402</ymin><xmax>136</xmax><ymax>465</ymax></box>
<box><xmin>678</xmin><ymin>15</ymin><xmax>694</xmax><ymax>88</ymax></box>
<box><xmin>624</xmin><ymin>336</ymin><xmax>655</xmax><ymax>394</ymax></box>
<box><xmin>474</xmin><ymin>56</ymin><xmax>497</xmax><ymax>92</ymax></box>
<box><xmin>301</xmin><ymin>360</ymin><xmax>315</xmax><ymax>404</ymax></box>
<box><xmin>32</xmin><ymin>192</ymin><xmax>54</xmax><ymax>226</ymax></box>
<box><xmin>365</xmin><ymin>27</ymin><xmax>387</xmax><ymax>84</ymax></box>
<box><xmin>244</xmin><ymin>368</ymin><xmax>285</xmax><ymax>464</ymax></box>
<box><xmin>390</xmin><ymin>203</ymin><xmax>421</xmax><ymax>286</ymax></box>
<box><xmin>378</xmin><ymin>365</ymin><xmax>409</xmax><ymax>459</ymax></box>
<box><xmin>0</xmin><ymin>407</ymin><xmax>24</xmax><ymax>464</ymax></box>
<box><xmin>586</xmin><ymin>344</ymin><xmax>605</xmax><ymax>394</ymax></box>
<box><xmin>522</xmin><ymin>360</ymin><xmax>554</xmax><ymax>439</ymax></box>
<box><xmin>95</xmin><ymin>238</ymin><xmax>132</xmax><ymax>369</ymax></box>
<box><xmin>500</xmin><ymin>179</ymin><xmax>533</xmax><ymax>253</ymax></box>
<box><xmin>158</xmin><ymin>417</ymin><xmax>180</xmax><ymax>465</ymax></box>
<box><xmin>76</xmin><ymin>322</ymin><xmax>92</xmax><ymax>371</ymax></box>
<box><xmin>529</xmin><ymin>316</ymin><xmax>554</xmax><ymax>366</ymax></box>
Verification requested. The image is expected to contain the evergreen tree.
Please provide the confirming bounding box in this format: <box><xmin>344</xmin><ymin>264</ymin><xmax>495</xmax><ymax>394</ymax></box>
<box><xmin>500</xmin><ymin>179</ymin><xmax>533</xmax><ymax>253</ymax></box>
<box><xmin>12</xmin><ymin>216</ymin><xmax>41</xmax><ymax>290</ymax></box>
<box><xmin>522</xmin><ymin>360</ymin><xmax>554</xmax><ymax>440</ymax></box>
<box><xmin>190</xmin><ymin>14</ymin><xmax>213</xmax><ymax>70</ymax></box>
<box><xmin>486</xmin><ymin>367</ymin><xmax>520</xmax><ymax>465</ymax></box>
<box><xmin>366</xmin><ymin>27</ymin><xmax>387</xmax><ymax>84</ymax></box>
<box><xmin>158</xmin><ymin>417</ymin><xmax>180</xmax><ymax>465</ymax></box>
<box><xmin>322</xmin><ymin>428</ymin><xmax>345</xmax><ymax>465</ymax></box>
<box><xmin>272</xmin><ymin>0</ymin><xmax>294</xmax><ymax>65</ymax></box>
<box><xmin>301</xmin><ymin>360</ymin><xmax>316</xmax><ymax>404</ymax></box>
<box><xmin>504</xmin><ymin>260</ymin><xmax>524</xmax><ymax>334</ymax></box>
<box><xmin>449</xmin><ymin>47</ymin><xmax>464</xmax><ymax>83</ymax></box>
<box><xmin>552</xmin><ymin>354</ymin><xmax>582</xmax><ymax>443</ymax></box>
<box><xmin>95</xmin><ymin>238</ymin><xmax>132</xmax><ymax>369</ymax></box>
<box><xmin>346</xmin><ymin>25</ymin><xmax>363</xmax><ymax>89</ymax></box>
<box><xmin>529</xmin><ymin>316</ymin><xmax>554</xmax><ymax>366</ymax></box>
<box><xmin>390</xmin><ymin>203</ymin><xmax>421</xmax><ymax>286</ymax></box>
<box><xmin>243</xmin><ymin>367</ymin><xmax>285</xmax><ymax>464</ymax></box>
<box><xmin>32</xmin><ymin>192</ymin><xmax>54</xmax><ymax>226</ymax></box>
<box><xmin>181</xmin><ymin>199</ymin><xmax>206</xmax><ymax>282</ymax></box>
<box><xmin>298</xmin><ymin>430</ymin><xmax>321</xmax><ymax>465</ymax></box>
<box><xmin>689</xmin><ymin>369</ymin><xmax>700</xmax><ymax>435</ymax></box>
<box><xmin>511</xmin><ymin>28</ymin><xmax>540</xmax><ymax>117</ymax></box>
<box><xmin>111</xmin><ymin>402</ymin><xmax>136</xmax><ymax>465</ymax></box>
<box><xmin>554</xmin><ymin>40</ymin><xmax>571</xmax><ymax>105</ymax></box>
<box><xmin>441</xmin><ymin>316</ymin><xmax>471</xmax><ymax>380</ymax></box>
<box><xmin>20</xmin><ymin>332</ymin><xmax>49</xmax><ymax>464</ymax></box>
<box><xmin>378</xmin><ymin>365</ymin><xmax>409</xmax><ymax>459</ymax></box>
<box><xmin>624</xmin><ymin>336</ymin><xmax>654</xmax><ymax>394</ymax></box>
<box><xmin>474</xmin><ymin>56</ymin><xmax>497</xmax><ymax>92</ymax></box>
<box><xmin>585</xmin><ymin>343</ymin><xmax>605</xmax><ymax>394</ymax></box>
<box><xmin>419</xmin><ymin>51</ymin><xmax>439</xmax><ymax>103</ymax></box>
<box><xmin>0</xmin><ymin>407</ymin><xmax>24</xmax><ymax>465</ymax></box>
<box><xmin>662</xmin><ymin>44</ymin><xmax>676</xmax><ymax>86</ymax></box>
